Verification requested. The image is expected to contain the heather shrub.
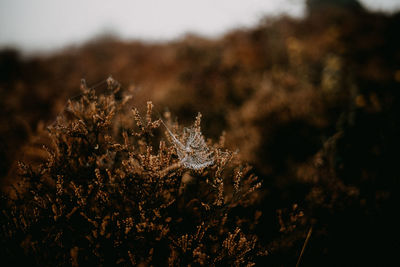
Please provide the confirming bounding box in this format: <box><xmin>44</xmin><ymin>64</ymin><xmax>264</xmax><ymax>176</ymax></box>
<box><xmin>1</xmin><ymin>79</ymin><xmax>263</xmax><ymax>266</ymax></box>
<box><xmin>1</xmin><ymin>5</ymin><xmax>400</xmax><ymax>266</ymax></box>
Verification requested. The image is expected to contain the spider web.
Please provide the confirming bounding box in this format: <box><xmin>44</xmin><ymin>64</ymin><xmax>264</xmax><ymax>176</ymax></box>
<box><xmin>161</xmin><ymin>120</ymin><xmax>214</xmax><ymax>170</ymax></box>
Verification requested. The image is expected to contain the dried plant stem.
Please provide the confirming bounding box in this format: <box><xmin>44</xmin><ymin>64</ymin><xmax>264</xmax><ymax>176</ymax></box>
<box><xmin>296</xmin><ymin>226</ymin><xmax>313</xmax><ymax>267</ymax></box>
<box><xmin>159</xmin><ymin>162</ymin><xmax>181</xmax><ymax>176</ymax></box>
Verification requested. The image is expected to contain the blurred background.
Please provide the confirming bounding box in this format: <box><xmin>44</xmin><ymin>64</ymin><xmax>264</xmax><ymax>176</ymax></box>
<box><xmin>0</xmin><ymin>0</ymin><xmax>399</xmax><ymax>53</ymax></box>
<box><xmin>1</xmin><ymin>0</ymin><xmax>400</xmax><ymax>266</ymax></box>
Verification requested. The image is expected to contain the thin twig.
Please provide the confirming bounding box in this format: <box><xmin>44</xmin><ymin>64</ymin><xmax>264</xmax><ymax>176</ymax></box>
<box><xmin>296</xmin><ymin>226</ymin><xmax>313</xmax><ymax>267</ymax></box>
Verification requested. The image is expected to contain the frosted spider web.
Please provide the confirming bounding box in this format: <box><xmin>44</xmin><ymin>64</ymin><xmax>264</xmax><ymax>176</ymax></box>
<box><xmin>161</xmin><ymin>119</ymin><xmax>214</xmax><ymax>170</ymax></box>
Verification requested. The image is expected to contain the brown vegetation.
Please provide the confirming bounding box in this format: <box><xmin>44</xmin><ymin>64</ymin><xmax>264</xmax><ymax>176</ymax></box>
<box><xmin>1</xmin><ymin>3</ymin><xmax>400</xmax><ymax>266</ymax></box>
<box><xmin>1</xmin><ymin>80</ymin><xmax>263</xmax><ymax>266</ymax></box>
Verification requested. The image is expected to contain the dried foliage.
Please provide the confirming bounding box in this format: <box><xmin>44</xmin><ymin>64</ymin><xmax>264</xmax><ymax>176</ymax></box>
<box><xmin>2</xmin><ymin>3</ymin><xmax>400</xmax><ymax>266</ymax></box>
<box><xmin>1</xmin><ymin>80</ymin><xmax>263</xmax><ymax>266</ymax></box>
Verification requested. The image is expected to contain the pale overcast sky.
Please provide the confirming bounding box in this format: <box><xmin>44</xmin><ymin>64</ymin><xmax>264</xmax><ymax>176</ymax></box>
<box><xmin>0</xmin><ymin>0</ymin><xmax>399</xmax><ymax>53</ymax></box>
